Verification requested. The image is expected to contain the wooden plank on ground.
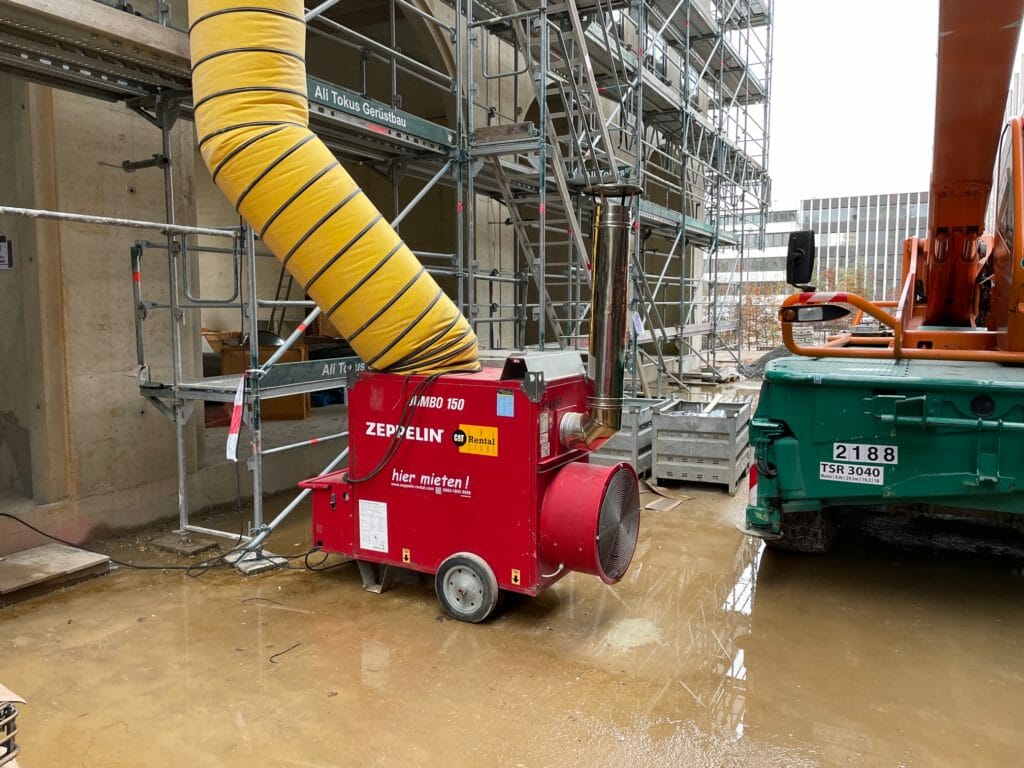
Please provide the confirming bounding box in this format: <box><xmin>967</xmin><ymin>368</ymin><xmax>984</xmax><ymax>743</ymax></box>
<box><xmin>0</xmin><ymin>543</ymin><xmax>110</xmax><ymax>606</ymax></box>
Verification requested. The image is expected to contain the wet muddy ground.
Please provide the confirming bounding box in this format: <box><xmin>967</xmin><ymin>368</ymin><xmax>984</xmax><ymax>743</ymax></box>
<box><xmin>3</xmin><ymin>486</ymin><xmax>1023</xmax><ymax>767</ymax></box>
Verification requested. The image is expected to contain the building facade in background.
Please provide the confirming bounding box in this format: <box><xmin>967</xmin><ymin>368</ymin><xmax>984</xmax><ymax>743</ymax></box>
<box><xmin>801</xmin><ymin>192</ymin><xmax>929</xmax><ymax>300</ymax></box>
<box><xmin>722</xmin><ymin>192</ymin><xmax>929</xmax><ymax>349</ymax></box>
<box><xmin>721</xmin><ymin>208</ymin><xmax>800</xmax><ymax>285</ymax></box>
<box><xmin>725</xmin><ymin>191</ymin><xmax>930</xmax><ymax>301</ymax></box>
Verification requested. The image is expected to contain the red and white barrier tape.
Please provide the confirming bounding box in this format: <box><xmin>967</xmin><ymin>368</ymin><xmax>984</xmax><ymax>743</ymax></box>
<box><xmin>226</xmin><ymin>373</ymin><xmax>246</xmax><ymax>462</ymax></box>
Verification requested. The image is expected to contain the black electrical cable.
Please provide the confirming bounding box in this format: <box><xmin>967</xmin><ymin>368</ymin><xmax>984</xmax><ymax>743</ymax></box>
<box><xmin>4</xmin><ymin>424</ymin><xmax>339</xmax><ymax>575</ymax></box>
<box><xmin>184</xmin><ymin>542</ymin><xmax>248</xmax><ymax>578</ymax></box>
<box><xmin>303</xmin><ymin>548</ymin><xmax>351</xmax><ymax>572</ymax></box>
<box><xmin>0</xmin><ymin>512</ymin><xmax>198</xmax><ymax>572</ymax></box>
<box><xmin>344</xmin><ymin>366</ymin><xmax>480</xmax><ymax>483</ymax></box>
<box><xmin>0</xmin><ymin>512</ymin><xmax>312</xmax><ymax>576</ymax></box>
<box><xmin>343</xmin><ymin>371</ymin><xmax>445</xmax><ymax>485</ymax></box>
<box><xmin>174</xmin><ymin>461</ymin><xmax>253</xmax><ymax>577</ymax></box>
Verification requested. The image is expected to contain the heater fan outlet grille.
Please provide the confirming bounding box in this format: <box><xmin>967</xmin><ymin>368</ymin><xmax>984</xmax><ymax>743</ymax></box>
<box><xmin>596</xmin><ymin>465</ymin><xmax>641</xmax><ymax>581</ymax></box>
<box><xmin>539</xmin><ymin>460</ymin><xmax>641</xmax><ymax>584</ymax></box>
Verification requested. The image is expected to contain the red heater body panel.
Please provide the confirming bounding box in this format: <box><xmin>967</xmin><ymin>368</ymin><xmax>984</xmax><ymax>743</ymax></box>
<box><xmin>301</xmin><ymin>361</ymin><xmax>639</xmax><ymax>602</ymax></box>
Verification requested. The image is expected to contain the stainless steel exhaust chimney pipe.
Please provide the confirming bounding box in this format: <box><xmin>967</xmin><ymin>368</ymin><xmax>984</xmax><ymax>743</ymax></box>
<box><xmin>561</xmin><ymin>184</ymin><xmax>642</xmax><ymax>452</ymax></box>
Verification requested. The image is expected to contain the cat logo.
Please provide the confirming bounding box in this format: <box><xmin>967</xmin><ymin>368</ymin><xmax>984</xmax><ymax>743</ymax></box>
<box><xmin>452</xmin><ymin>424</ymin><xmax>498</xmax><ymax>457</ymax></box>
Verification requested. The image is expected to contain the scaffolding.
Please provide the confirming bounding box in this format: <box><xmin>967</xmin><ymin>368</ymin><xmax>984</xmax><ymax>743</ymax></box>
<box><xmin>298</xmin><ymin>0</ymin><xmax>773</xmax><ymax>384</ymax></box>
<box><xmin>458</xmin><ymin>0</ymin><xmax>772</xmax><ymax>387</ymax></box>
<box><xmin>0</xmin><ymin>0</ymin><xmax>772</xmax><ymax>545</ymax></box>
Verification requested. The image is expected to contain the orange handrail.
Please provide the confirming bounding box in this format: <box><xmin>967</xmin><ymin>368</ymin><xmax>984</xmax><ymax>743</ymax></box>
<box><xmin>780</xmin><ymin>285</ymin><xmax>1021</xmax><ymax>363</ymax></box>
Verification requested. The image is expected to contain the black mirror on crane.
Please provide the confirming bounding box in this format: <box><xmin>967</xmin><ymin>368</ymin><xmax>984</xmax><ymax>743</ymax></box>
<box><xmin>786</xmin><ymin>230</ymin><xmax>816</xmax><ymax>288</ymax></box>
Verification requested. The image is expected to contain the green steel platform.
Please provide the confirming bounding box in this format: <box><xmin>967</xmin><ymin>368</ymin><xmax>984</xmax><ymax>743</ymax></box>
<box><xmin>746</xmin><ymin>355</ymin><xmax>1024</xmax><ymax>544</ymax></box>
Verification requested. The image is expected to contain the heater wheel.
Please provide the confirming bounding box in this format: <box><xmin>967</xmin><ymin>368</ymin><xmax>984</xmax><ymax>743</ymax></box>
<box><xmin>435</xmin><ymin>552</ymin><xmax>499</xmax><ymax>623</ymax></box>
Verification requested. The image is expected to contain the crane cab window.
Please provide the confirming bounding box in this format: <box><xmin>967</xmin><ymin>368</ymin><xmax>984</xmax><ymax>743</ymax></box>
<box><xmin>996</xmin><ymin>124</ymin><xmax>1014</xmax><ymax>244</ymax></box>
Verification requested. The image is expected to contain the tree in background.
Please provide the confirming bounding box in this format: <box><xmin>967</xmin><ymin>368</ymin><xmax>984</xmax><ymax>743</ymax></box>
<box><xmin>816</xmin><ymin>264</ymin><xmax>876</xmax><ymax>299</ymax></box>
<box><xmin>737</xmin><ymin>280</ymin><xmax>789</xmax><ymax>350</ymax></box>
<box><xmin>737</xmin><ymin>266</ymin><xmax>877</xmax><ymax>351</ymax></box>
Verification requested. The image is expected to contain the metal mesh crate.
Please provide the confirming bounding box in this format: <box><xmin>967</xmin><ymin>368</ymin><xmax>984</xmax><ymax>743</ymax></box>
<box><xmin>0</xmin><ymin>701</ymin><xmax>19</xmax><ymax>767</ymax></box>
<box><xmin>592</xmin><ymin>398</ymin><xmax>670</xmax><ymax>478</ymax></box>
<box><xmin>652</xmin><ymin>398</ymin><xmax>752</xmax><ymax>494</ymax></box>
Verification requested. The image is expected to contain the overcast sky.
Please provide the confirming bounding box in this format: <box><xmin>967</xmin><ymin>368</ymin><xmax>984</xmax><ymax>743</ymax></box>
<box><xmin>769</xmin><ymin>0</ymin><xmax>940</xmax><ymax>208</ymax></box>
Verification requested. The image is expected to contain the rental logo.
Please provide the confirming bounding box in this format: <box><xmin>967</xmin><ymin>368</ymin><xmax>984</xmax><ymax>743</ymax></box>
<box><xmin>452</xmin><ymin>424</ymin><xmax>499</xmax><ymax>457</ymax></box>
<box><xmin>365</xmin><ymin>421</ymin><xmax>444</xmax><ymax>443</ymax></box>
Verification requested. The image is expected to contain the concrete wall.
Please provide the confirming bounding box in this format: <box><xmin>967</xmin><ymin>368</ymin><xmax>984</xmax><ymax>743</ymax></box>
<box><xmin>0</xmin><ymin>76</ymin><xmax>35</xmax><ymax>501</ymax></box>
<box><xmin>0</xmin><ymin>75</ymin><xmax>342</xmax><ymax>555</ymax></box>
<box><xmin>0</xmin><ymin>76</ymin><xmax>196</xmax><ymax>552</ymax></box>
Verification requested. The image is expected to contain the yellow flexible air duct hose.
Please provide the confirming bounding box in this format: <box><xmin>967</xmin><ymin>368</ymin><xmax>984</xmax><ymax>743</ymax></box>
<box><xmin>188</xmin><ymin>0</ymin><xmax>479</xmax><ymax>373</ymax></box>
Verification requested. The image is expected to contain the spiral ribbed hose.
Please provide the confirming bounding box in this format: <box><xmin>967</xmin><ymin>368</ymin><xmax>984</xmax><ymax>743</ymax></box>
<box><xmin>188</xmin><ymin>0</ymin><xmax>479</xmax><ymax>373</ymax></box>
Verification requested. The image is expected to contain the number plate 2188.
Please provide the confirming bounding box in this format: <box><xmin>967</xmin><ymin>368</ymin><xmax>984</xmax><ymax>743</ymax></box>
<box><xmin>833</xmin><ymin>442</ymin><xmax>898</xmax><ymax>464</ymax></box>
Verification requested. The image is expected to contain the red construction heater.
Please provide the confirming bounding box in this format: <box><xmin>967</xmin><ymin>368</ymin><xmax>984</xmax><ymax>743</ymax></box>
<box><xmin>301</xmin><ymin>185</ymin><xmax>643</xmax><ymax>621</ymax></box>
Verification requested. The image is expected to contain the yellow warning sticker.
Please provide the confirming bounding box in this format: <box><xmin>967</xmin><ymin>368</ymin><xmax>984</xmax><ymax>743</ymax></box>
<box><xmin>453</xmin><ymin>424</ymin><xmax>499</xmax><ymax>457</ymax></box>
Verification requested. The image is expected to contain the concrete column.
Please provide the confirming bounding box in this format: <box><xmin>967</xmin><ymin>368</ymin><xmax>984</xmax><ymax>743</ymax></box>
<box><xmin>0</xmin><ymin>76</ymin><xmax>73</xmax><ymax>504</ymax></box>
<box><xmin>0</xmin><ymin>79</ymin><xmax>209</xmax><ymax>554</ymax></box>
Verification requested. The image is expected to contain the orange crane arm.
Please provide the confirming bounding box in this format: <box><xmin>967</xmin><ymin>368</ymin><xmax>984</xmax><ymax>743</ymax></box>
<box><xmin>930</xmin><ymin>0</ymin><xmax>1023</xmax><ymax>231</ymax></box>
<box><xmin>924</xmin><ymin>1</ymin><xmax>1024</xmax><ymax>326</ymax></box>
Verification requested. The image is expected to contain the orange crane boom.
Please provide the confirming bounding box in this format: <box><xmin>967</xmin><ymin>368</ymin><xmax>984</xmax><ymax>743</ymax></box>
<box><xmin>925</xmin><ymin>0</ymin><xmax>1024</xmax><ymax>325</ymax></box>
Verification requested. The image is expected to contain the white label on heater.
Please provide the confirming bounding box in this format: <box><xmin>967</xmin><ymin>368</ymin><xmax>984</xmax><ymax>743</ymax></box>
<box><xmin>358</xmin><ymin>499</ymin><xmax>389</xmax><ymax>552</ymax></box>
<box><xmin>539</xmin><ymin>409</ymin><xmax>552</xmax><ymax>459</ymax></box>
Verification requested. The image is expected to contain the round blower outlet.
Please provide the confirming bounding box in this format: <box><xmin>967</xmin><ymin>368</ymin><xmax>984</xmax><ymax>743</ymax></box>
<box><xmin>540</xmin><ymin>461</ymin><xmax>641</xmax><ymax>584</ymax></box>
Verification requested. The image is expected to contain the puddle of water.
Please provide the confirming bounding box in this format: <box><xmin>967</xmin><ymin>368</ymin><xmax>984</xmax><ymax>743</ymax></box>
<box><xmin>2</xmin><ymin>492</ymin><xmax>1024</xmax><ymax>766</ymax></box>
